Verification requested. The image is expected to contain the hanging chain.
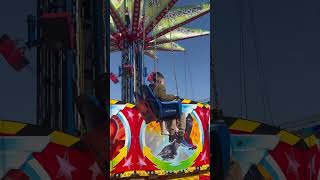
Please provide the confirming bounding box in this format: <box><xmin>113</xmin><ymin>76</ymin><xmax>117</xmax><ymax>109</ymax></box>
<box><xmin>239</xmin><ymin>0</ymin><xmax>248</xmax><ymax>119</ymax></box>
<box><xmin>183</xmin><ymin>51</ymin><xmax>188</xmax><ymax>98</ymax></box>
<box><xmin>167</xmin><ymin>4</ymin><xmax>179</xmax><ymax>96</ymax></box>
<box><xmin>152</xmin><ymin>2</ymin><xmax>158</xmax><ymax>82</ymax></box>
<box><xmin>172</xmin><ymin>49</ymin><xmax>179</xmax><ymax>96</ymax></box>
<box><xmin>247</xmin><ymin>0</ymin><xmax>274</xmax><ymax>125</ymax></box>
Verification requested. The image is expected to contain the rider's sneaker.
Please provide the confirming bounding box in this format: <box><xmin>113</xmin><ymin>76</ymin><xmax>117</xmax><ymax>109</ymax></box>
<box><xmin>169</xmin><ymin>134</ymin><xmax>177</xmax><ymax>143</ymax></box>
<box><xmin>178</xmin><ymin>138</ymin><xmax>193</xmax><ymax>149</ymax></box>
<box><xmin>176</xmin><ymin>134</ymin><xmax>183</xmax><ymax>143</ymax></box>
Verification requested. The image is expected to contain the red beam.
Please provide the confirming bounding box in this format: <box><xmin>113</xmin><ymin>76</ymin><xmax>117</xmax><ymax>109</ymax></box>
<box><xmin>145</xmin><ymin>33</ymin><xmax>209</xmax><ymax>46</ymax></box>
<box><xmin>131</xmin><ymin>0</ymin><xmax>142</xmax><ymax>36</ymax></box>
<box><xmin>111</xmin><ymin>32</ymin><xmax>118</xmax><ymax>37</ymax></box>
<box><xmin>110</xmin><ymin>5</ymin><xmax>128</xmax><ymax>36</ymax></box>
<box><xmin>136</xmin><ymin>16</ymin><xmax>145</xmax><ymax>39</ymax></box>
<box><xmin>111</xmin><ymin>41</ymin><xmax>118</xmax><ymax>46</ymax></box>
<box><xmin>146</xmin><ymin>10</ymin><xmax>209</xmax><ymax>42</ymax></box>
<box><xmin>142</xmin><ymin>0</ymin><xmax>178</xmax><ymax>37</ymax></box>
<box><xmin>110</xmin><ymin>34</ymin><xmax>117</xmax><ymax>41</ymax></box>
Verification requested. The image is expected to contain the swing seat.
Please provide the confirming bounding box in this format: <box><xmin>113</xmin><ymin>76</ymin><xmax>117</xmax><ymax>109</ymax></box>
<box><xmin>110</xmin><ymin>72</ymin><xmax>119</xmax><ymax>84</ymax></box>
<box><xmin>139</xmin><ymin>85</ymin><xmax>182</xmax><ymax>122</ymax></box>
<box><xmin>0</xmin><ymin>34</ymin><xmax>30</xmax><ymax>71</ymax></box>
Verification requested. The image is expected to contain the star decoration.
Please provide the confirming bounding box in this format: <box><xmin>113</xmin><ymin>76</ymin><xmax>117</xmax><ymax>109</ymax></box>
<box><xmin>308</xmin><ymin>154</ymin><xmax>316</xmax><ymax>179</ymax></box>
<box><xmin>138</xmin><ymin>156</ymin><xmax>147</xmax><ymax>169</ymax></box>
<box><xmin>89</xmin><ymin>162</ymin><xmax>101</xmax><ymax>180</ymax></box>
<box><xmin>123</xmin><ymin>155</ymin><xmax>133</xmax><ymax>169</ymax></box>
<box><xmin>56</xmin><ymin>151</ymin><xmax>76</xmax><ymax>180</ymax></box>
<box><xmin>285</xmin><ymin>149</ymin><xmax>300</xmax><ymax>178</ymax></box>
<box><xmin>200</xmin><ymin>151</ymin><xmax>207</xmax><ymax>162</ymax></box>
<box><xmin>199</xmin><ymin>110</ymin><xmax>204</xmax><ymax>118</ymax></box>
<box><xmin>127</xmin><ymin>110</ymin><xmax>135</xmax><ymax>121</ymax></box>
<box><xmin>131</xmin><ymin>135</ymin><xmax>138</xmax><ymax>145</ymax></box>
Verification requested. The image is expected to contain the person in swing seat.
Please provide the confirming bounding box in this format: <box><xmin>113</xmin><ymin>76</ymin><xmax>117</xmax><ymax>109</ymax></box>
<box><xmin>151</xmin><ymin>72</ymin><xmax>190</xmax><ymax>147</ymax></box>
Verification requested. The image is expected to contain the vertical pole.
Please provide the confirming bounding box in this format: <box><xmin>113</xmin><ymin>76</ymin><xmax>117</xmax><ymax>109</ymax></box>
<box><xmin>210</xmin><ymin>0</ymin><xmax>220</xmax><ymax>116</ymax></box>
<box><xmin>210</xmin><ymin>0</ymin><xmax>214</xmax><ymax>178</ymax></box>
<box><xmin>121</xmin><ymin>1</ymin><xmax>134</xmax><ymax>103</ymax></box>
<box><xmin>133</xmin><ymin>40</ymin><xmax>144</xmax><ymax>101</ymax></box>
<box><xmin>121</xmin><ymin>40</ymin><xmax>131</xmax><ymax>102</ymax></box>
<box><xmin>36</xmin><ymin>0</ymin><xmax>41</xmax><ymax>126</ymax></box>
<box><xmin>105</xmin><ymin>6</ymin><xmax>109</xmax><ymax>91</ymax></box>
<box><xmin>129</xmin><ymin>44</ymin><xmax>134</xmax><ymax>102</ymax></box>
<box><xmin>27</xmin><ymin>15</ymin><xmax>36</xmax><ymax>46</ymax></box>
<box><xmin>65</xmin><ymin>50</ymin><xmax>75</xmax><ymax>134</ymax></box>
<box><xmin>65</xmin><ymin>0</ymin><xmax>75</xmax><ymax>134</ymax></box>
<box><xmin>94</xmin><ymin>0</ymin><xmax>104</xmax><ymax>78</ymax></box>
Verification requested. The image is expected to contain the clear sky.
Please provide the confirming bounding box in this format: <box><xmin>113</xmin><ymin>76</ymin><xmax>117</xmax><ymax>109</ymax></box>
<box><xmin>110</xmin><ymin>0</ymin><xmax>210</xmax><ymax>101</ymax></box>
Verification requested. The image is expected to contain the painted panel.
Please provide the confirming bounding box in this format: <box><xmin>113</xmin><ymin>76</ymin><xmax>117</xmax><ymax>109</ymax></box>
<box><xmin>110</xmin><ymin>101</ymin><xmax>210</xmax><ymax>178</ymax></box>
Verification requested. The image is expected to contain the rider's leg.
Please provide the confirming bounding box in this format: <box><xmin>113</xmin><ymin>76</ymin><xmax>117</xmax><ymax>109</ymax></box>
<box><xmin>168</xmin><ymin>119</ymin><xmax>177</xmax><ymax>142</ymax></box>
<box><xmin>160</xmin><ymin>120</ymin><xmax>169</xmax><ymax>135</ymax></box>
<box><xmin>177</xmin><ymin>113</ymin><xmax>186</xmax><ymax>143</ymax></box>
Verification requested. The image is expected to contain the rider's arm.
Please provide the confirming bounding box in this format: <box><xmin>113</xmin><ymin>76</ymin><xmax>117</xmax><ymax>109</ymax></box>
<box><xmin>156</xmin><ymin>84</ymin><xmax>176</xmax><ymax>101</ymax></box>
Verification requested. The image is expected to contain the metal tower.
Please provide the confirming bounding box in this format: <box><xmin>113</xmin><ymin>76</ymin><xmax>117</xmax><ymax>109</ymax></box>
<box><xmin>36</xmin><ymin>0</ymin><xmax>107</xmax><ymax>134</ymax></box>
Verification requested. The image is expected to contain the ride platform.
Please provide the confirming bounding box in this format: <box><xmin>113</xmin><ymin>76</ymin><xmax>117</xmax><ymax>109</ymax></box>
<box><xmin>0</xmin><ymin>98</ymin><xmax>210</xmax><ymax>180</ymax></box>
<box><xmin>110</xmin><ymin>99</ymin><xmax>210</xmax><ymax>179</ymax></box>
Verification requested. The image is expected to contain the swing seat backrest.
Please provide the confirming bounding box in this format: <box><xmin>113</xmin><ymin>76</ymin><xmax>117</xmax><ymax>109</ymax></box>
<box><xmin>140</xmin><ymin>85</ymin><xmax>182</xmax><ymax>122</ymax></box>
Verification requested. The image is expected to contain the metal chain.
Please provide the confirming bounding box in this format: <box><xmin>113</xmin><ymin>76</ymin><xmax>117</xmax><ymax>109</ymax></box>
<box><xmin>167</xmin><ymin>3</ymin><xmax>179</xmax><ymax>96</ymax></box>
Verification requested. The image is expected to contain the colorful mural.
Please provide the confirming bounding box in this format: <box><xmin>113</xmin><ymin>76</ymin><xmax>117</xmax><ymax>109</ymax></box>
<box><xmin>226</xmin><ymin>117</ymin><xmax>320</xmax><ymax>180</ymax></box>
<box><xmin>0</xmin><ymin>99</ymin><xmax>210</xmax><ymax>179</ymax></box>
<box><xmin>0</xmin><ymin>120</ymin><xmax>106</xmax><ymax>180</ymax></box>
<box><xmin>110</xmin><ymin>99</ymin><xmax>210</xmax><ymax>178</ymax></box>
<box><xmin>0</xmin><ymin>118</ymin><xmax>209</xmax><ymax>180</ymax></box>
<box><xmin>4</xmin><ymin>108</ymin><xmax>320</xmax><ymax>179</ymax></box>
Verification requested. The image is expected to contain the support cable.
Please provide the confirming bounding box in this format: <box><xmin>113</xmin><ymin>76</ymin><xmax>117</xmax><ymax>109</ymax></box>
<box><xmin>183</xmin><ymin>51</ymin><xmax>188</xmax><ymax>98</ymax></box>
<box><xmin>239</xmin><ymin>0</ymin><xmax>248</xmax><ymax>119</ymax></box>
<box><xmin>247</xmin><ymin>0</ymin><xmax>274</xmax><ymax>125</ymax></box>
<box><xmin>167</xmin><ymin>3</ymin><xmax>179</xmax><ymax>97</ymax></box>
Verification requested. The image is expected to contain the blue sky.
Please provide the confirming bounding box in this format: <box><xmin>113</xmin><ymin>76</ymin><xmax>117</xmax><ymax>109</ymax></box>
<box><xmin>110</xmin><ymin>0</ymin><xmax>210</xmax><ymax>101</ymax></box>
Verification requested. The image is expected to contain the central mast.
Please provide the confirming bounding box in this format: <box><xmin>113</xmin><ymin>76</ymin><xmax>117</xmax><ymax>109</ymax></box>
<box><xmin>121</xmin><ymin>1</ymin><xmax>145</xmax><ymax>103</ymax></box>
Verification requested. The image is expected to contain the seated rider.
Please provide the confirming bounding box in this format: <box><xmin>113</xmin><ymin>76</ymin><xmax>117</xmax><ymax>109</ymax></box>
<box><xmin>151</xmin><ymin>72</ymin><xmax>188</xmax><ymax>145</ymax></box>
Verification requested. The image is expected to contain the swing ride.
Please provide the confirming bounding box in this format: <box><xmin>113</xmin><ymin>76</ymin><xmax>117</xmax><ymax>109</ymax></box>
<box><xmin>109</xmin><ymin>0</ymin><xmax>212</xmax><ymax>179</ymax></box>
<box><xmin>2</xmin><ymin>0</ymin><xmax>320</xmax><ymax>179</ymax></box>
<box><xmin>109</xmin><ymin>0</ymin><xmax>210</xmax><ymax>103</ymax></box>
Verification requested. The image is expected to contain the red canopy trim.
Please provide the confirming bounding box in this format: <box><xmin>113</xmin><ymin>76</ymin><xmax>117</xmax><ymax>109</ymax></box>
<box><xmin>143</xmin><ymin>0</ymin><xmax>178</xmax><ymax>36</ymax></box>
<box><xmin>146</xmin><ymin>10</ymin><xmax>209</xmax><ymax>42</ymax></box>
